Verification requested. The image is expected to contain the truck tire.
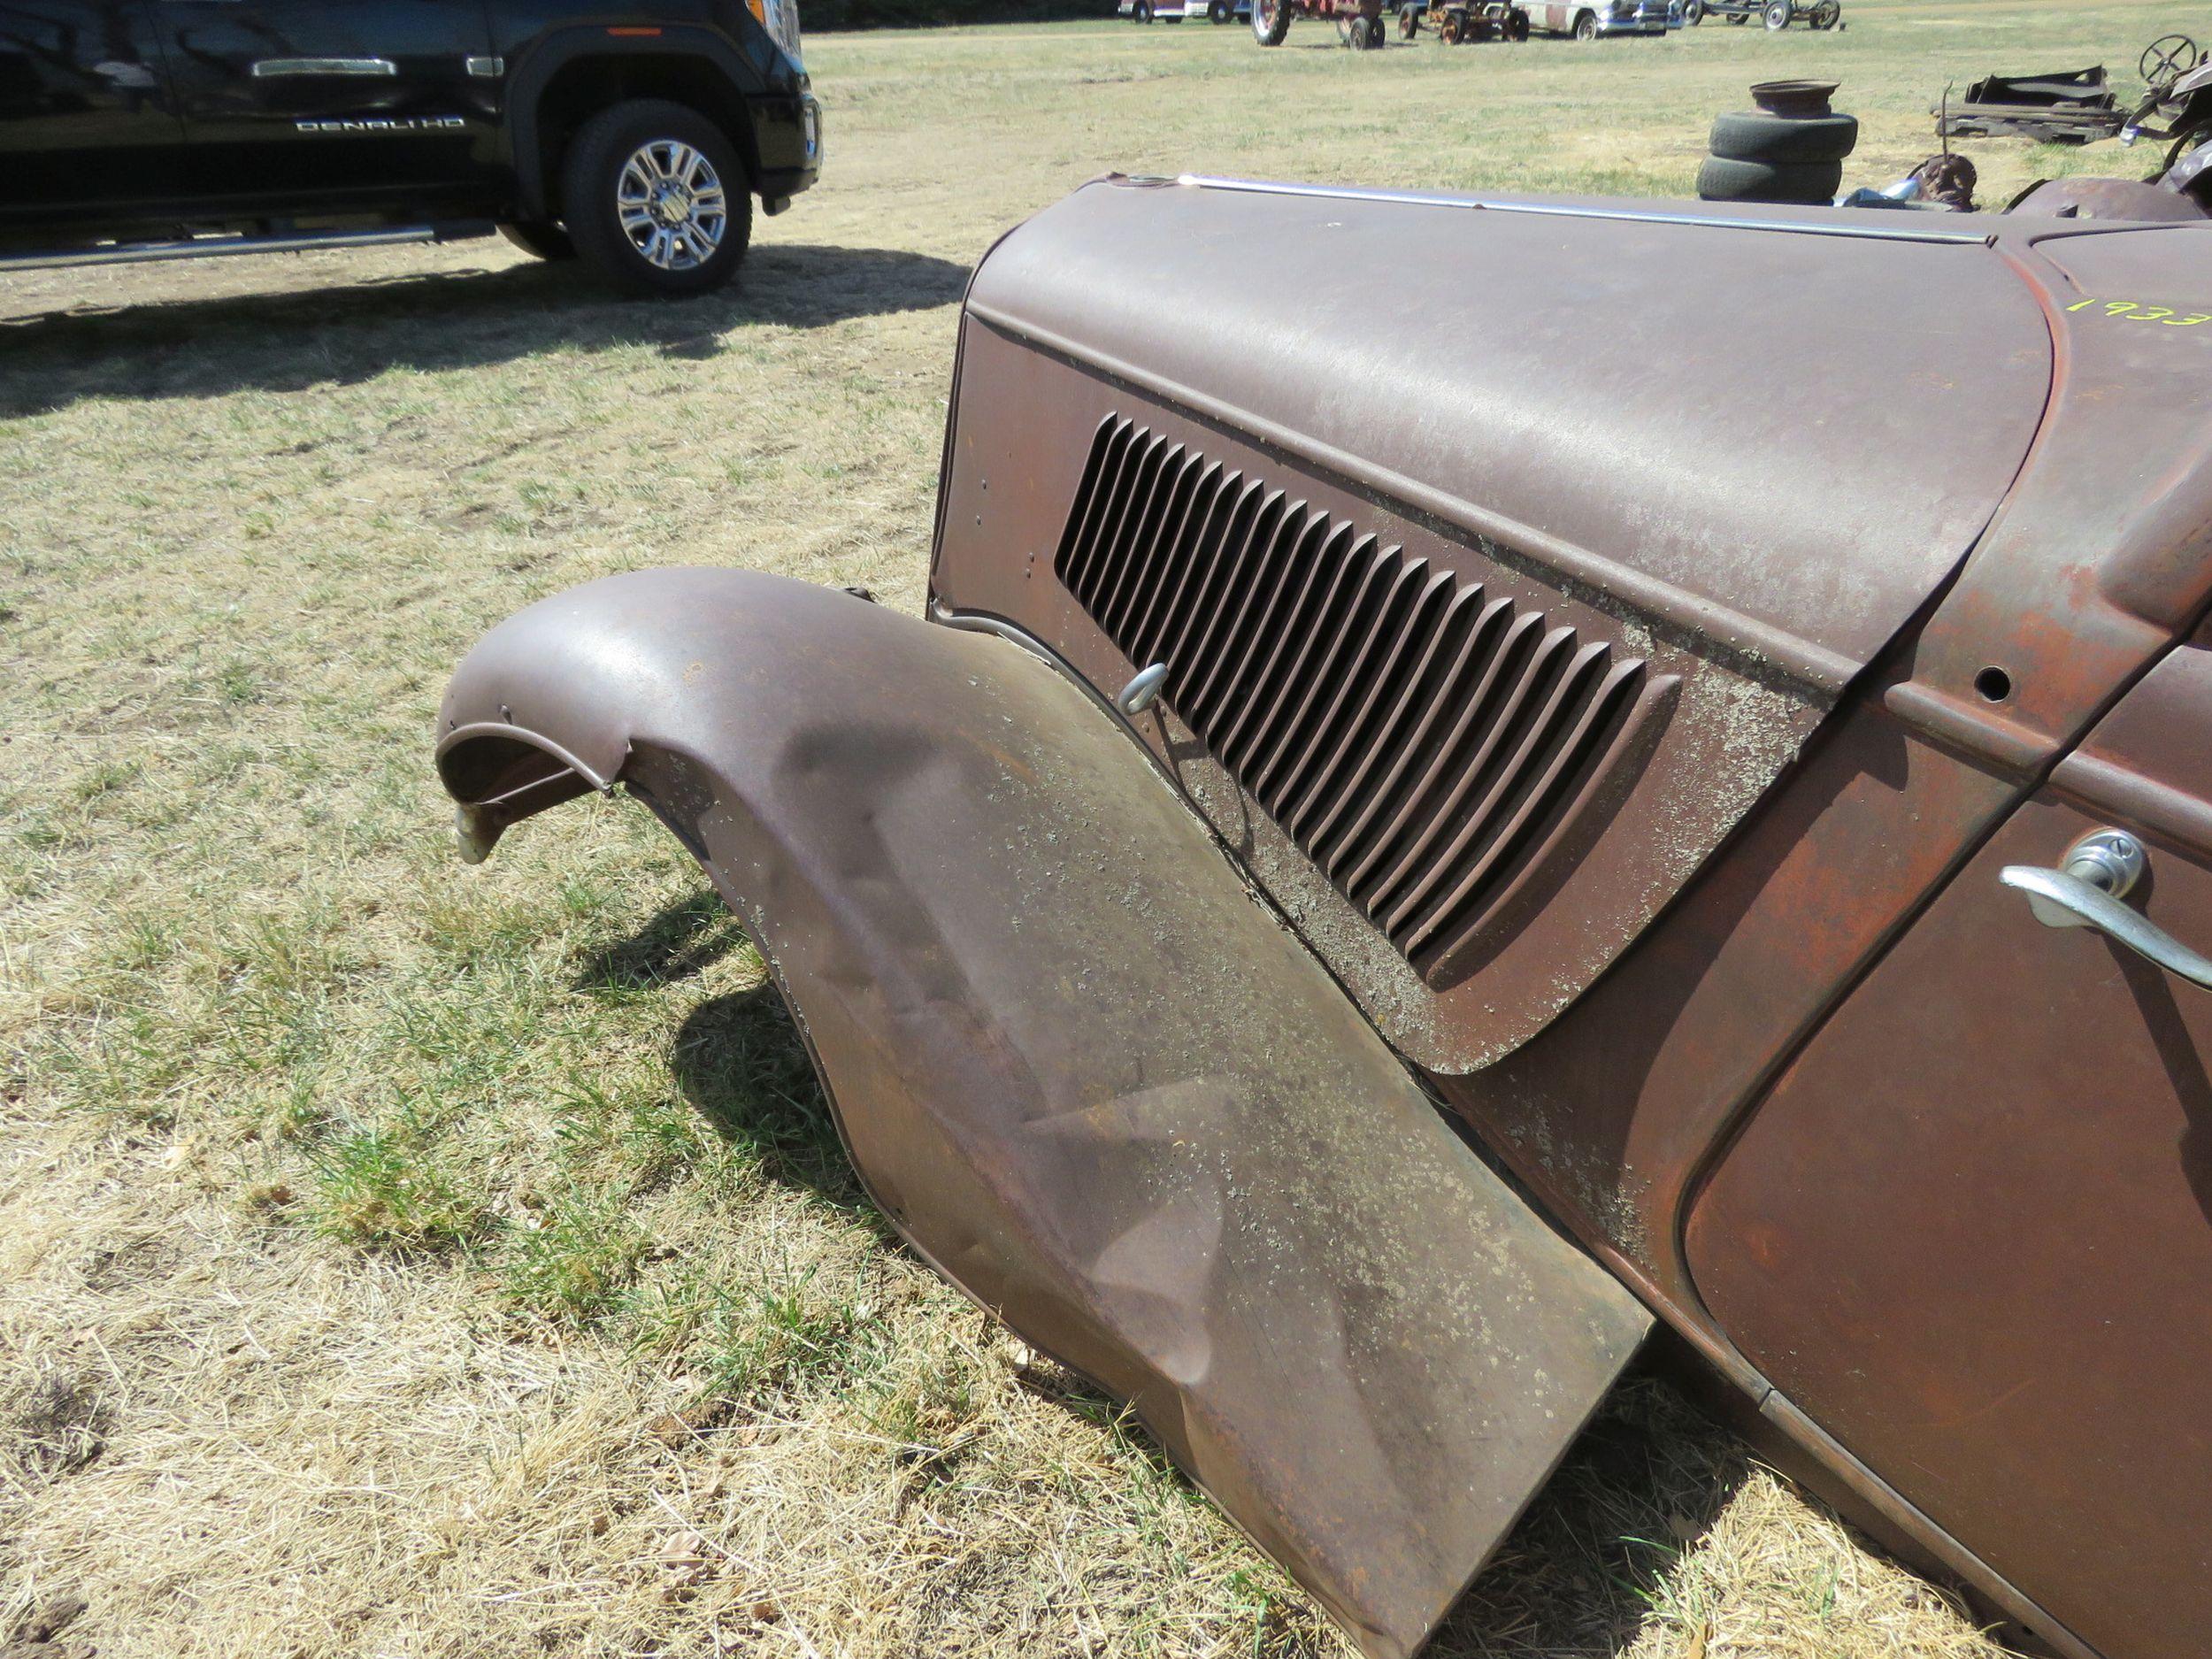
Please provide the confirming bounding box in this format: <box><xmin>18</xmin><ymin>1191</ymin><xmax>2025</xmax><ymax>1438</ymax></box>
<box><xmin>1681</xmin><ymin>0</ymin><xmax>1703</xmax><ymax>20</ymax></box>
<box><xmin>498</xmin><ymin>220</ymin><xmax>575</xmax><ymax>262</ymax></box>
<box><xmin>1253</xmin><ymin>0</ymin><xmax>1292</xmax><ymax>42</ymax></box>
<box><xmin>1133</xmin><ymin>1</ymin><xmax>1153</xmax><ymax>19</ymax></box>
<box><xmin>1762</xmin><ymin>0</ymin><xmax>1789</xmax><ymax>25</ymax></box>
<box><xmin>1210</xmin><ymin>0</ymin><xmax>1233</xmax><ymax>20</ymax></box>
<box><xmin>1572</xmin><ymin>10</ymin><xmax>1597</xmax><ymax>39</ymax></box>
<box><xmin>1708</xmin><ymin>111</ymin><xmax>1859</xmax><ymax>165</ymax></box>
<box><xmin>561</xmin><ymin>100</ymin><xmax>751</xmax><ymax>297</ymax></box>
<box><xmin>1696</xmin><ymin>155</ymin><xmax>1842</xmax><ymax>204</ymax></box>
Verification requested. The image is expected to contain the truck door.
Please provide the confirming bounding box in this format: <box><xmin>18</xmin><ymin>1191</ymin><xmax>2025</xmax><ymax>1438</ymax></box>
<box><xmin>152</xmin><ymin>0</ymin><xmax>497</xmax><ymax>208</ymax></box>
<box><xmin>1686</xmin><ymin>632</ymin><xmax>2212</xmax><ymax>1659</ymax></box>
<box><xmin>0</xmin><ymin>0</ymin><xmax>185</xmax><ymax>221</ymax></box>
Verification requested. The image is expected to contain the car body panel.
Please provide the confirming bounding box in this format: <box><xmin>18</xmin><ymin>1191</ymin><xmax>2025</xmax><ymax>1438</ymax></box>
<box><xmin>438</xmin><ymin>181</ymin><xmax>2212</xmax><ymax>1659</ymax></box>
<box><xmin>155</xmin><ymin>0</ymin><xmax>501</xmax><ymax>204</ymax></box>
<box><xmin>0</xmin><ymin>0</ymin><xmax>815</xmax><ymax>242</ymax></box>
<box><xmin>1687</xmin><ymin>633</ymin><xmax>2212</xmax><ymax>1659</ymax></box>
<box><xmin>934</xmin><ymin>177</ymin><xmax>2051</xmax><ymax>1072</ymax></box>
<box><xmin>0</xmin><ymin>0</ymin><xmax>188</xmax><ymax>218</ymax></box>
<box><xmin>435</xmin><ymin>568</ymin><xmax>1653</xmax><ymax>1659</ymax></box>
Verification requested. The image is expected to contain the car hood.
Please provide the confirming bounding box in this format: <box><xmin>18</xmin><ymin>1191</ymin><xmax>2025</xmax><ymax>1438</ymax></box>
<box><xmin>932</xmin><ymin>177</ymin><xmax>2055</xmax><ymax>1068</ymax></box>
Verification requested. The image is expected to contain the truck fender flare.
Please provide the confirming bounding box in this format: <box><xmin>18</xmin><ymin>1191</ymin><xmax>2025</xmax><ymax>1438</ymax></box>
<box><xmin>503</xmin><ymin>27</ymin><xmax>771</xmax><ymax>221</ymax></box>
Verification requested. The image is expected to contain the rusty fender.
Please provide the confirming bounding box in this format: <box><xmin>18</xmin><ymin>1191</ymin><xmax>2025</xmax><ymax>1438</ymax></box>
<box><xmin>435</xmin><ymin>568</ymin><xmax>1649</xmax><ymax>1659</ymax></box>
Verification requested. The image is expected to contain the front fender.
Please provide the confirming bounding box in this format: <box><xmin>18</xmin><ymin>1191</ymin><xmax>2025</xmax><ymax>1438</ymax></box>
<box><xmin>435</xmin><ymin>568</ymin><xmax>1649</xmax><ymax>1659</ymax></box>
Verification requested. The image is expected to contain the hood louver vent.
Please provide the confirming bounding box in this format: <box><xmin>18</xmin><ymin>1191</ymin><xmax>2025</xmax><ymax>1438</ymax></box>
<box><xmin>1056</xmin><ymin>415</ymin><xmax>1653</xmax><ymax>987</ymax></box>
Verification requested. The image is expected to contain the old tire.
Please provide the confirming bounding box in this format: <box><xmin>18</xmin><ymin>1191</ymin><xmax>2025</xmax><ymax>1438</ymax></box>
<box><xmin>1696</xmin><ymin>155</ymin><xmax>1842</xmax><ymax>203</ymax></box>
<box><xmin>1505</xmin><ymin>8</ymin><xmax>1530</xmax><ymax>38</ymax></box>
<box><xmin>1210</xmin><ymin>0</ymin><xmax>1233</xmax><ymax>19</ymax></box>
<box><xmin>1682</xmin><ymin>0</ymin><xmax>1703</xmax><ymax>20</ymax></box>
<box><xmin>1572</xmin><ymin>9</ymin><xmax>1597</xmax><ymax>38</ymax></box>
<box><xmin>1809</xmin><ymin>0</ymin><xmax>1838</xmax><ymax>26</ymax></box>
<box><xmin>1709</xmin><ymin>110</ymin><xmax>1859</xmax><ymax>165</ymax></box>
<box><xmin>1253</xmin><ymin>0</ymin><xmax>1291</xmax><ymax>43</ymax></box>
<box><xmin>1134</xmin><ymin>1</ymin><xmax>1153</xmax><ymax>19</ymax></box>
<box><xmin>1355</xmin><ymin>12</ymin><xmax>1383</xmax><ymax>45</ymax></box>
<box><xmin>1399</xmin><ymin>4</ymin><xmax>1421</xmax><ymax>35</ymax></box>
<box><xmin>561</xmin><ymin>100</ymin><xmax>751</xmax><ymax>297</ymax></box>
<box><xmin>1762</xmin><ymin>0</ymin><xmax>1789</xmax><ymax>26</ymax></box>
<box><xmin>498</xmin><ymin>220</ymin><xmax>575</xmax><ymax>262</ymax></box>
<box><xmin>1725</xmin><ymin>9</ymin><xmax>1747</xmax><ymax>19</ymax></box>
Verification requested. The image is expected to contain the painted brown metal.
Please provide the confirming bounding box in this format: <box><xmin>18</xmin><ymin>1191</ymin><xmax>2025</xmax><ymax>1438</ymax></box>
<box><xmin>932</xmin><ymin>177</ymin><xmax>2051</xmax><ymax>1076</ymax></box>
<box><xmin>438</xmin><ymin>179</ymin><xmax>2212</xmax><ymax>1659</ymax></box>
<box><xmin>1687</xmin><ymin>641</ymin><xmax>2212</xmax><ymax>1659</ymax></box>
<box><xmin>435</xmin><ymin>568</ymin><xmax>1652</xmax><ymax>1659</ymax></box>
<box><xmin>926</xmin><ymin>180</ymin><xmax>2212</xmax><ymax>1655</ymax></box>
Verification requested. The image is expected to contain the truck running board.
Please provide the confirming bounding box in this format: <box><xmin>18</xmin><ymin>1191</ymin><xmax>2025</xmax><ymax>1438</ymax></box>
<box><xmin>0</xmin><ymin>222</ymin><xmax>491</xmax><ymax>274</ymax></box>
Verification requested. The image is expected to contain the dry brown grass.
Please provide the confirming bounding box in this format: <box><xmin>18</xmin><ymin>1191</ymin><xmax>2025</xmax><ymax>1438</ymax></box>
<box><xmin>1</xmin><ymin>4</ymin><xmax>2173</xmax><ymax>1652</ymax></box>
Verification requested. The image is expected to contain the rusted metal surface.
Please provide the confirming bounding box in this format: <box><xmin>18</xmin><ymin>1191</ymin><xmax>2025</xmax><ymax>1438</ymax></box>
<box><xmin>2008</xmin><ymin>175</ymin><xmax>2208</xmax><ymax>220</ymax></box>
<box><xmin>435</xmin><ymin>178</ymin><xmax>2212</xmax><ymax>1659</ymax></box>
<box><xmin>436</xmin><ymin>568</ymin><xmax>1651</xmax><ymax>1659</ymax></box>
<box><xmin>1689</xmin><ymin>645</ymin><xmax>2212</xmax><ymax>1659</ymax></box>
<box><xmin>933</xmin><ymin>175</ymin><xmax>2047</xmax><ymax>1071</ymax></box>
<box><xmin>1911</xmin><ymin>150</ymin><xmax>1978</xmax><ymax>211</ymax></box>
<box><xmin>1938</xmin><ymin>65</ymin><xmax>2124</xmax><ymax>143</ymax></box>
<box><xmin>925</xmin><ymin>179</ymin><xmax>2212</xmax><ymax>1655</ymax></box>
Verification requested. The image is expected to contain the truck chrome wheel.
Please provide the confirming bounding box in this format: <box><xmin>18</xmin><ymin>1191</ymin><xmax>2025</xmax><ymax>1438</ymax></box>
<box><xmin>616</xmin><ymin>140</ymin><xmax>727</xmax><ymax>272</ymax></box>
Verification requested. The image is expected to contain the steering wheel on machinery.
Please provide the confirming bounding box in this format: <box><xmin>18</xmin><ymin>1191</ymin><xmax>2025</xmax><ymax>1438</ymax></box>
<box><xmin>2140</xmin><ymin>34</ymin><xmax>2201</xmax><ymax>92</ymax></box>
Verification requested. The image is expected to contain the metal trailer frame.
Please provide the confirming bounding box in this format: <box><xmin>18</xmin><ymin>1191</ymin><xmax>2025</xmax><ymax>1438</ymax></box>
<box><xmin>1683</xmin><ymin>0</ymin><xmax>1839</xmax><ymax>29</ymax></box>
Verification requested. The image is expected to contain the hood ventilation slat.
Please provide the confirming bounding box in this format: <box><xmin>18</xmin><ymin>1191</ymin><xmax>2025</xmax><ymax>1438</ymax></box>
<box><xmin>1056</xmin><ymin>415</ymin><xmax>1657</xmax><ymax>987</ymax></box>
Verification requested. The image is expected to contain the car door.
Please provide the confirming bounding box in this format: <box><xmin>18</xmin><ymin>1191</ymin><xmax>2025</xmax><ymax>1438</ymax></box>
<box><xmin>153</xmin><ymin>0</ymin><xmax>496</xmax><ymax>208</ymax></box>
<box><xmin>0</xmin><ymin>0</ymin><xmax>186</xmax><ymax>222</ymax></box>
<box><xmin>1686</xmin><ymin>632</ymin><xmax>2212</xmax><ymax>1659</ymax></box>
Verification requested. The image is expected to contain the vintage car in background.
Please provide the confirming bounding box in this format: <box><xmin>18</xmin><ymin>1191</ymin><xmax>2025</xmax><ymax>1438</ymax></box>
<box><xmin>1118</xmin><ymin>0</ymin><xmax>1250</xmax><ymax>20</ymax></box>
<box><xmin>1520</xmin><ymin>0</ymin><xmax>1678</xmax><ymax>35</ymax></box>
<box><xmin>438</xmin><ymin>175</ymin><xmax>2212</xmax><ymax>1659</ymax></box>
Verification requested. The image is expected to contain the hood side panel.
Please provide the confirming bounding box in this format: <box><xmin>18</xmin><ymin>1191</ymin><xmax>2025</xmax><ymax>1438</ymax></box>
<box><xmin>931</xmin><ymin>180</ymin><xmax>2051</xmax><ymax>1071</ymax></box>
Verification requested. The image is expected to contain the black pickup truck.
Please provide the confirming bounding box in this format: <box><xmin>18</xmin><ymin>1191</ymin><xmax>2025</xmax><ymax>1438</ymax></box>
<box><xmin>0</xmin><ymin>0</ymin><xmax>820</xmax><ymax>293</ymax></box>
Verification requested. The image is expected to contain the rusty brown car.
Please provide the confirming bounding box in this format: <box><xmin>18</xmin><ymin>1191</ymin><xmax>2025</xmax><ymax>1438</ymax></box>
<box><xmin>437</xmin><ymin>174</ymin><xmax>2212</xmax><ymax>1659</ymax></box>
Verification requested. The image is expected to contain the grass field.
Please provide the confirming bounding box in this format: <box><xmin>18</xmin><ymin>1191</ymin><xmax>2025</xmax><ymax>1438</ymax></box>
<box><xmin>1</xmin><ymin>4</ymin><xmax>2190</xmax><ymax>1653</ymax></box>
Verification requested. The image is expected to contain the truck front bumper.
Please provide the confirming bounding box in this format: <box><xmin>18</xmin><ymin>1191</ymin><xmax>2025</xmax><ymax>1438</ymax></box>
<box><xmin>749</xmin><ymin>89</ymin><xmax>822</xmax><ymax>204</ymax></box>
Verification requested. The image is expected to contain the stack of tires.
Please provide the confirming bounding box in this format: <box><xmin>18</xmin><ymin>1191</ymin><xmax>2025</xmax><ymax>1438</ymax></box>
<box><xmin>1696</xmin><ymin>96</ymin><xmax>1858</xmax><ymax>205</ymax></box>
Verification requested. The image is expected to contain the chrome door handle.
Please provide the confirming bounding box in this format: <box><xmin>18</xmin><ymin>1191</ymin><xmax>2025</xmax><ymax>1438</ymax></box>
<box><xmin>251</xmin><ymin>57</ymin><xmax>396</xmax><ymax>76</ymax></box>
<box><xmin>2001</xmin><ymin>828</ymin><xmax>2212</xmax><ymax>990</ymax></box>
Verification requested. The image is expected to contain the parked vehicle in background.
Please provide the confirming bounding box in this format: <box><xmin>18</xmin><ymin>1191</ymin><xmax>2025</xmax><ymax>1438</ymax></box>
<box><xmin>0</xmin><ymin>0</ymin><xmax>820</xmax><ymax>294</ymax></box>
<box><xmin>1121</xmin><ymin>0</ymin><xmax>1249</xmax><ymax>19</ymax></box>
<box><xmin>1397</xmin><ymin>1</ymin><xmax>1532</xmax><ymax>43</ymax></box>
<box><xmin>1682</xmin><ymin>0</ymin><xmax>1839</xmax><ymax>28</ymax></box>
<box><xmin>1121</xmin><ymin>0</ymin><xmax>1248</xmax><ymax>19</ymax></box>
<box><xmin>1521</xmin><ymin>0</ymin><xmax>1679</xmax><ymax>39</ymax></box>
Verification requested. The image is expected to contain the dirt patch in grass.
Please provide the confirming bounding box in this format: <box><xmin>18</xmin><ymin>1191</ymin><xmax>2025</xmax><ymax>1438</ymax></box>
<box><xmin>3</xmin><ymin>2</ymin><xmax>2153</xmax><ymax>1651</ymax></box>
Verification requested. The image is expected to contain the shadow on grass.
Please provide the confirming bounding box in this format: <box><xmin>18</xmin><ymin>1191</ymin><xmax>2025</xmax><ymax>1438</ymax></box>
<box><xmin>627</xmin><ymin>895</ymin><xmax>1766</xmax><ymax>1651</ymax></box>
<box><xmin>573</xmin><ymin>889</ymin><xmax>748</xmax><ymax>994</ymax></box>
<box><xmin>1026</xmin><ymin>1355</ymin><xmax>1757</xmax><ymax>1656</ymax></box>
<box><xmin>0</xmin><ymin>240</ymin><xmax>971</xmax><ymax>416</ymax></box>
<box><xmin>671</xmin><ymin>979</ymin><xmax>865</xmax><ymax>1209</ymax></box>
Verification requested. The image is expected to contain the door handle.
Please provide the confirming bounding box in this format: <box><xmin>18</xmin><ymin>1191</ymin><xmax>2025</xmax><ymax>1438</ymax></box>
<box><xmin>2000</xmin><ymin>828</ymin><xmax>2212</xmax><ymax>990</ymax></box>
<box><xmin>250</xmin><ymin>57</ymin><xmax>397</xmax><ymax>77</ymax></box>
